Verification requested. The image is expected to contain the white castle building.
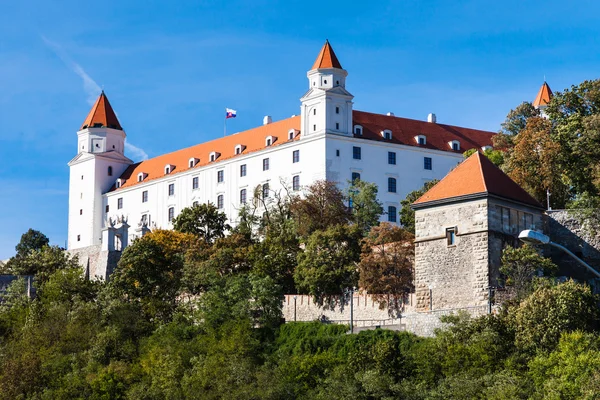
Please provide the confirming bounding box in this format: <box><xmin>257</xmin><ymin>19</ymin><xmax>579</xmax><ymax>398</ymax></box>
<box><xmin>67</xmin><ymin>41</ymin><xmax>495</xmax><ymax>277</ymax></box>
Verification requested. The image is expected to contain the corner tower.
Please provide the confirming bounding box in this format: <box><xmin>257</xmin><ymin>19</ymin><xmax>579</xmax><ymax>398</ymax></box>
<box><xmin>533</xmin><ymin>81</ymin><xmax>553</xmax><ymax>118</ymax></box>
<box><xmin>67</xmin><ymin>92</ymin><xmax>133</xmax><ymax>250</ymax></box>
<box><xmin>300</xmin><ymin>40</ymin><xmax>354</xmax><ymax>137</ymax></box>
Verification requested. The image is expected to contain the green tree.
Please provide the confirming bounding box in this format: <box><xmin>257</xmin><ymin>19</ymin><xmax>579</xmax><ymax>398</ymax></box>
<box><xmin>511</xmin><ymin>280</ymin><xmax>599</xmax><ymax>352</ymax></box>
<box><xmin>399</xmin><ymin>179</ymin><xmax>439</xmax><ymax>234</ymax></box>
<box><xmin>463</xmin><ymin>148</ymin><xmax>504</xmax><ymax>166</ymax></box>
<box><xmin>5</xmin><ymin>245</ymin><xmax>80</xmax><ymax>284</ymax></box>
<box><xmin>347</xmin><ymin>180</ymin><xmax>383</xmax><ymax>236</ymax></box>
<box><xmin>4</xmin><ymin>228</ymin><xmax>51</xmax><ymax>274</ymax></box>
<box><xmin>500</xmin><ymin>101</ymin><xmax>540</xmax><ymax>137</ymax></box>
<box><xmin>358</xmin><ymin>223</ymin><xmax>414</xmax><ymax>311</ymax></box>
<box><xmin>295</xmin><ymin>224</ymin><xmax>362</xmax><ymax>306</ymax></box>
<box><xmin>173</xmin><ymin>203</ymin><xmax>230</xmax><ymax>243</ymax></box>
<box><xmin>290</xmin><ymin>180</ymin><xmax>351</xmax><ymax>237</ymax></box>
<box><xmin>499</xmin><ymin>245</ymin><xmax>557</xmax><ymax>301</ymax></box>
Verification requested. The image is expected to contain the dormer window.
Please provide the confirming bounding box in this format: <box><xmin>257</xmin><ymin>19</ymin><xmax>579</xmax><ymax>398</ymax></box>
<box><xmin>288</xmin><ymin>129</ymin><xmax>299</xmax><ymax>141</ymax></box>
<box><xmin>116</xmin><ymin>178</ymin><xmax>124</xmax><ymax>188</ymax></box>
<box><xmin>354</xmin><ymin>125</ymin><xmax>363</xmax><ymax>135</ymax></box>
<box><xmin>234</xmin><ymin>144</ymin><xmax>246</xmax><ymax>155</ymax></box>
<box><xmin>481</xmin><ymin>145</ymin><xmax>493</xmax><ymax>152</ymax></box>
<box><xmin>415</xmin><ymin>135</ymin><xmax>427</xmax><ymax>145</ymax></box>
<box><xmin>209</xmin><ymin>152</ymin><xmax>220</xmax><ymax>162</ymax></box>
<box><xmin>188</xmin><ymin>157</ymin><xmax>199</xmax><ymax>168</ymax></box>
<box><xmin>381</xmin><ymin>129</ymin><xmax>393</xmax><ymax>140</ymax></box>
<box><xmin>265</xmin><ymin>136</ymin><xmax>276</xmax><ymax>147</ymax></box>
<box><xmin>164</xmin><ymin>164</ymin><xmax>174</xmax><ymax>175</ymax></box>
<box><xmin>137</xmin><ymin>172</ymin><xmax>147</xmax><ymax>182</ymax></box>
<box><xmin>449</xmin><ymin>140</ymin><xmax>461</xmax><ymax>151</ymax></box>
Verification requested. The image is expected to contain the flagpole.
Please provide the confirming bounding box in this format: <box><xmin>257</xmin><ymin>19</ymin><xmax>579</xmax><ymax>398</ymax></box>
<box><xmin>224</xmin><ymin>110</ymin><xmax>227</xmax><ymax>137</ymax></box>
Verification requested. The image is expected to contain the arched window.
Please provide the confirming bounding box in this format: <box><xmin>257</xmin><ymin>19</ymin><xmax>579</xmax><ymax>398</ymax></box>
<box><xmin>381</xmin><ymin>129</ymin><xmax>393</xmax><ymax>140</ymax></box>
<box><xmin>108</xmin><ymin>166</ymin><xmax>113</xmax><ymax>176</ymax></box>
<box><xmin>388</xmin><ymin>177</ymin><xmax>397</xmax><ymax>193</ymax></box>
<box><xmin>217</xmin><ymin>195</ymin><xmax>224</xmax><ymax>209</ymax></box>
<box><xmin>354</xmin><ymin>125</ymin><xmax>363</xmax><ymax>135</ymax></box>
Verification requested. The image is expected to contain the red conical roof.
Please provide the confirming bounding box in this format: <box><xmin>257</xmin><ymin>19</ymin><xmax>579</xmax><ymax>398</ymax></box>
<box><xmin>80</xmin><ymin>91</ymin><xmax>123</xmax><ymax>130</ymax></box>
<box><xmin>311</xmin><ymin>40</ymin><xmax>343</xmax><ymax>70</ymax></box>
<box><xmin>414</xmin><ymin>152</ymin><xmax>543</xmax><ymax>208</ymax></box>
<box><xmin>533</xmin><ymin>82</ymin><xmax>553</xmax><ymax>108</ymax></box>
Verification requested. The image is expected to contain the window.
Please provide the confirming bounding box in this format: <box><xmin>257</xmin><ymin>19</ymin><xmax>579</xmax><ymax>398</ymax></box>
<box><xmin>217</xmin><ymin>170</ymin><xmax>224</xmax><ymax>183</ymax></box>
<box><xmin>165</xmin><ymin>165</ymin><xmax>172</xmax><ymax>174</ymax></box>
<box><xmin>192</xmin><ymin>177</ymin><xmax>199</xmax><ymax>189</ymax></box>
<box><xmin>266</xmin><ymin>138</ymin><xmax>272</xmax><ymax>146</ymax></box>
<box><xmin>354</xmin><ymin>125</ymin><xmax>363</xmax><ymax>135</ymax></box>
<box><xmin>446</xmin><ymin>227</ymin><xmax>456</xmax><ymax>246</ymax></box>
<box><xmin>335</xmin><ymin>106</ymin><xmax>340</xmax><ymax>114</ymax></box>
<box><xmin>235</xmin><ymin>145</ymin><xmax>242</xmax><ymax>155</ymax></box>
<box><xmin>210</xmin><ymin>154</ymin><xmax>215</xmax><ymax>162</ymax></box>
<box><xmin>105</xmin><ymin>205</ymin><xmax>109</xmax><ymax>213</ymax></box>
<box><xmin>117</xmin><ymin>198</ymin><xmax>123</xmax><ymax>209</ymax></box>
<box><xmin>313</xmin><ymin>124</ymin><xmax>316</xmax><ymax>132</ymax></box>
<box><xmin>388</xmin><ymin>177</ymin><xmax>397</xmax><ymax>193</ymax></box>
<box><xmin>293</xmin><ymin>175</ymin><xmax>300</xmax><ymax>191</ymax></box>
<box><xmin>388</xmin><ymin>206</ymin><xmax>397</xmax><ymax>222</ymax></box>
<box><xmin>500</xmin><ymin>206</ymin><xmax>511</xmax><ymax>233</ymax></box>
<box><xmin>450</xmin><ymin>140</ymin><xmax>460</xmax><ymax>151</ymax></box>
<box><xmin>217</xmin><ymin>195</ymin><xmax>224</xmax><ymax>209</ymax></box>
<box><xmin>80</xmin><ymin>209</ymin><xmax>82</xmax><ymax>215</ymax></box>
<box><xmin>263</xmin><ymin>158</ymin><xmax>269</xmax><ymax>171</ymax></box>
<box><xmin>352</xmin><ymin>172</ymin><xmax>361</xmax><ymax>182</ymax></box>
<box><xmin>353</xmin><ymin>146</ymin><xmax>361</xmax><ymax>160</ymax></box>
<box><xmin>415</xmin><ymin>135</ymin><xmax>426</xmax><ymax>145</ymax></box>
<box><xmin>168</xmin><ymin>183</ymin><xmax>175</xmax><ymax>196</ymax></box>
<box><xmin>142</xmin><ymin>191</ymin><xmax>148</xmax><ymax>203</ymax></box>
<box><xmin>193</xmin><ymin>201</ymin><xmax>198</xmax><ymax>207</ymax></box>
<box><xmin>189</xmin><ymin>158</ymin><xmax>198</xmax><ymax>168</ymax></box>
<box><xmin>77</xmin><ymin>235</ymin><xmax>81</xmax><ymax>242</ymax></box>
<box><xmin>388</xmin><ymin>152</ymin><xmax>396</xmax><ymax>165</ymax></box>
<box><xmin>138</xmin><ymin>173</ymin><xmax>143</xmax><ymax>182</ymax></box>
<box><xmin>168</xmin><ymin>207</ymin><xmax>175</xmax><ymax>222</ymax></box>
<box><xmin>210</xmin><ymin>151</ymin><xmax>220</xmax><ymax>162</ymax></box>
<box><xmin>424</xmin><ymin>157</ymin><xmax>432</xmax><ymax>170</ymax></box>
<box><xmin>141</xmin><ymin>214</ymin><xmax>148</xmax><ymax>225</ymax></box>
<box><xmin>336</xmin><ymin>149</ymin><xmax>340</xmax><ymax>157</ymax></box>
<box><xmin>382</xmin><ymin>130</ymin><xmax>392</xmax><ymax>140</ymax></box>
<box><xmin>108</xmin><ymin>166</ymin><xmax>113</xmax><ymax>176</ymax></box>
<box><xmin>336</xmin><ymin>122</ymin><xmax>339</xmax><ymax>130</ymax></box>
<box><xmin>240</xmin><ymin>189</ymin><xmax>247</xmax><ymax>204</ymax></box>
<box><xmin>262</xmin><ymin>183</ymin><xmax>269</xmax><ymax>199</ymax></box>
<box><xmin>240</xmin><ymin>164</ymin><xmax>247</xmax><ymax>177</ymax></box>
<box><xmin>313</xmin><ymin>109</ymin><xmax>316</xmax><ymax>116</ymax></box>
<box><xmin>293</xmin><ymin>150</ymin><xmax>300</xmax><ymax>163</ymax></box>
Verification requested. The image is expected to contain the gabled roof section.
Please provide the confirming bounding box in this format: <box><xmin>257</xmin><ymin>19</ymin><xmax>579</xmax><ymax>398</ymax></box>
<box><xmin>533</xmin><ymin>82</ymin><xmax>553</xmax><ymax>108</ymax></box>
<box><xmin>81</xmin><ymin>91</ymin><xmax>123</xmax><ymax>131</ymax></box>
<box><xmin>112</xmin><ymin>115</ymin><xmax>301</xmax><ymax>191</ymax></box>
<box><xmin>311</xmin><ymin>40</ymin><xmax>343</xmax><ymax>70</ymax></box>
<box><xmin>413</xmin><ymin>152</ymin><xmax>543</xmax><ymax>208</ymax></box>
<box><xmin>352</xmin><ymin>110</ymin><xmax>495</xmax><ymax>152</ymax></box>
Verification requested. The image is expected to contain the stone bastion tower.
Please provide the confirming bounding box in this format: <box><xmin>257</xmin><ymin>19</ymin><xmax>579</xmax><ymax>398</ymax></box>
<box><xmin>411</xmin><ymin>152</ymin><xmax>546</xmax><ymax>312</ymax></box>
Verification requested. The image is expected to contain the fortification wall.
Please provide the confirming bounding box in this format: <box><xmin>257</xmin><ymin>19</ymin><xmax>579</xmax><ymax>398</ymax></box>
<box><xmin>68</xmin><ymin>245</ymin><xmax>121</xmax><ymax>280</ymax></box>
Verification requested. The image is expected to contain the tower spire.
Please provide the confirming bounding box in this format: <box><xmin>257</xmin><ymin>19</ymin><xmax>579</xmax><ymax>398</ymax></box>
<box><xmin>81</xmin><ymin>92</ymin><xmax>123</xmax><ymax>131</ymax></box>
<box><xmin>533</xmin><ymin>81</ymin><xmax>553</xmax><ymax>109</ymax></box>
<box><xmin>311</xmin><ymin>40</ymin><xmax>343</xmax><ymax>70</ymax></box>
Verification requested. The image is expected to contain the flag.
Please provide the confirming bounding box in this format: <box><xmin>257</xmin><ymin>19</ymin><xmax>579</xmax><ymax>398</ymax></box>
<box><xmin>226</xmin><ymin>108</ymin><xmax>237</xmax><ymax>119</ymax></box>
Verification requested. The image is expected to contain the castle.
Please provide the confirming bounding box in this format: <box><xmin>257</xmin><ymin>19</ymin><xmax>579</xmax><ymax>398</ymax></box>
<box><xmin>67</xmin><ymin>41</ymin><xmax>496</xmax><ymax>278</ymax></box>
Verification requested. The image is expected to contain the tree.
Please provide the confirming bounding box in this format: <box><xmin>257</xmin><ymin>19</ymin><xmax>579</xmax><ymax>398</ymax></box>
<box><xmin>14</xmin><ymin>229</ymin><xmax>49</xmax><ymax>256</ymax></box>
<box><xmin>290</xmin><ymin>180</ymin><xmax>351</xmax><ymax>237</ymax></box>
<box><xmin>499</xmin><ymin>101</ymin><xmax>540</xmax><ymax>137</ymax></box>
<box><xmin>504</xmin><ymin>117</ymin><xmax>569</xmax><ymax>208</ymax></box>
<box><xmin>511</xmin><ymin>280</ymin><xmax>599</xmax><ymax>352</ymax></box>
<box><xmin>294</xmin><ymin>224</ymin><xmax>362</xmax><ymax>306</ymax></box>
<box><xmin>347</xmin><ymin>180</ymin><xmax>383</xmax><ymax>236</ymax></box>
<box><xmin>463</xmin><ymin>148</ymin><xmax>504</xmax><ymax>166</ymax></box>
<box><xmin>399</xmin><ymin>179</ymin><xmax>439</xmax><ymax>234</ymax></box>
<box><xmin>5</xmin><ymin>245</ymin><xmax>80</xmax><ymax>284</ymax></box>
<box><xmin>172</xmin><ymin>203</ymin><xmax>230</xmax><ymax>243</ymax></box>
<box><xmin>358</xmin><ymin>223</ymin><xmax>414</xmax><ymax>311</ymax></box>
<box><xmin>499</xmin><ymin>245</ymin><xmax>557</xmax><ymax>301</ymax></box>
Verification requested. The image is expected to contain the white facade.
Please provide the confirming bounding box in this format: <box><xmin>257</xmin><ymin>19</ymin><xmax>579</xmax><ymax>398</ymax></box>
<box><xmin>67</xmin><ymin>42</ymin><xmax>493</xmax><ymax>251</ymax></box>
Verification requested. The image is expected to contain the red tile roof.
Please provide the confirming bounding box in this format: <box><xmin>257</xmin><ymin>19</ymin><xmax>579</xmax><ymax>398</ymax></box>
<box><xmin>413</xmin><ymin>151</ymin><xmax>543</xmax><ymax>208</ymax></box>
<box><xmin>311</xmin><ymin>40</ymin><xmax>343</xmax><ymax>70</ymax></box>
<box><xmin>114</xmin><ymin>116</ymin><xmax>301</xmax><ymax>191</ymax></box>
<box><xmin>533</xmin><ymin>82</ymin><xmax>553</xmax><ymax>108</ymax></box>
<box><xmin>352</xmin><ymin>111</ymin><xmax>494</xmax><ymax>152</ymax></box>
<box><xmin>81</xmin><ymin>91</ymin><xmax>123</xmax><ymax>130</ymax></box>
<box><xmin>112</xmin><ymin>111</ymin><xmax>496</xmax><ymax>192</ymax></box>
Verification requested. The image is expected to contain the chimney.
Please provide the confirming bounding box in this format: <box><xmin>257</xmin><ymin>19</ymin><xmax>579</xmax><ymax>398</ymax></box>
<box><xmin>387</xmin><ymin>112</ymin><xmax>395</xmax><ymax>116</ymax></box>
<box><xmin>427</xmin><ymin>113</ymin><xmax>436</xmax><ymax>123</ymax></box>
<box><xmin>263</xmin><ymin>115</ymin><xmax>272</xmax><ymax>125</ymax></box>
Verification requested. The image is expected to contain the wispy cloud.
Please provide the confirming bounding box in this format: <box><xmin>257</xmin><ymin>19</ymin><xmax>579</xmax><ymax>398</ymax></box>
<box><xmin>41</xmin><ymin>35</ymin><xmax>101</xmax><ymax>105</ymax></box>
<box><xmin>125</xmin><ymin>141</ymin><xmax>149</xmax><ymax>161</ymax></box>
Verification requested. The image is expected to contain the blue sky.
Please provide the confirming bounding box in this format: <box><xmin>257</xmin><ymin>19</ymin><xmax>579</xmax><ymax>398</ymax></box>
<box><xmin>1</xmin><ymin>0</ymin><xmax>599</xmax><ymax>259</ymax></box>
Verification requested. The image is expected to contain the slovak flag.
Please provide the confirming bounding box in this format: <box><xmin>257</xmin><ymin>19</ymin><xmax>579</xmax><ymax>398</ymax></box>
<box><xmin>226</xmin><ymin>108</ymin><xmax>237</xmax><ymax>119</ymax></box>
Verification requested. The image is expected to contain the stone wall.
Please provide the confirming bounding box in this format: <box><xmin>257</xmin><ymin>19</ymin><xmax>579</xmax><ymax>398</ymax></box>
<box><xmin>68</xmin><ymin>245</ymin><xmax>121</xmax><ymax>280</ymax></box>
<box><xmin>546</xmin><ymin>210</ymin><xmax>600</xmax><ymax>281</ymax></box>
<box><xmin>414</xmin><ymin>199</ymin><xmax>490</xmax><ymax>311</ymax></box>
<box><xmin>281</xmin><ymin>293</ymin><xmax>489</xmax><ymax>337</ymax></box>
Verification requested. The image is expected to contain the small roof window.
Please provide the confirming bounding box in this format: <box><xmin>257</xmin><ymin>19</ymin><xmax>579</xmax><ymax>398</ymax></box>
<box><xmin>354</xmin><ymin>125</ymin><xmax>363</xmax><ymax>135</ymax></box>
